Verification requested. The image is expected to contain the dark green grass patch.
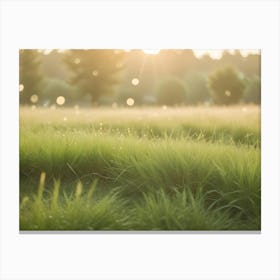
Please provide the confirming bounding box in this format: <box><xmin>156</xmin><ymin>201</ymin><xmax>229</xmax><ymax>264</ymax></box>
<box><xmin>20</xmin><ymin>176</ymin><xmax>260</xmax><ymax>231</ymax></box>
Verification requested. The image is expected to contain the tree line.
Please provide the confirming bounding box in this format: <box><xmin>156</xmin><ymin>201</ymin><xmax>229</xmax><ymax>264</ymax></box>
<box><xmin>19</xmin><ymin>49</ymin><xmax>261</xmax><ymax>107</ymax></box>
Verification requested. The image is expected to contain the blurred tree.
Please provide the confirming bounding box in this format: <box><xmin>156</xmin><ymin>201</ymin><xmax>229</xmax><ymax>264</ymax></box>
<box><xmin>243</xmin><ymin>76</ymin><xmax>261</xmax><ymax>104</ymax></box>
<box><xmin>242</xmin><ymin>54</ymin><xmax>261</xmax><ymax>77</ymax></box>
<box><xmin>120</xmin><ymin>50</ymin><xmax>154</xmax><ymax>105</ymax></box>
<box><xmin>63</xmin><ymin>50</ymin><xmax>125</xmax><ymax>104</ymax></box>
<box><xmin>197</xmin><ymin>53</ymin><xmax>215</xmax><ymax>73</ymax></box>
<box><xmin>116</xmin><ymin>90</ymin><xmax>141</xmax><ymax>106</ymax></box>
<box><xmin>208</xmin><ymin>67</ymin><xmax>245</xmax><ymax>105</ymax></box>
<box><xmin>19</xmin><ymin>49</ymin><xmax>43</xmax><ymax>104</ymax></box>
<box><xmin>157</xmin><ymin>77</ymin><xmax>187</xmax><ymax>105</ymax></box>
<box><xmin>42</xmin><ymin>78</ymin><xmax>82</xmax><ymax>106</ymax></box>
<box><xmin>185</xmin><ymin>73</ymin><xmax>210</xmax><ymax>105</ymax></box>
<box><xmin>41</xmin><ymin>50</ymin><xmax>70</xmax><ymax>80</ymax></box>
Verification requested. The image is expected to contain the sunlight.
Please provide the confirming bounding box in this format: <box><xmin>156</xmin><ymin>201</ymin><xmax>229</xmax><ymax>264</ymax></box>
<box><xmin>92</xmin><ymin>70</ymin><xmax>99</xmax><ymax>77</ymax></box>
<box><xmin>131</xmin><ymin>78</ymin><xmax>140</xmax><ymax>86</ymax></box>
<box><xmin>19</xmin><ymin>84</ymin><xmax>24</xmax><ymax>92</ymax></box>
<box><xmin>74</xmin><ymin>58</ymin><xmax>81</xmax><ymax>64</ymax></box>
<box><xmin>225</xmin><ymin>90</ymin><xmax>231</xmax><ymax>97</ymax></box>
<box><xmin>56</xmin><ymin>96</ymin><xmax>65</xmax><ymax>105</ymax></box>
<box><xmin>142</xmin><ymin>49</ymin><xmax>160</xmax><ymax>55</ymax></box>
<box><xmin>30</xmin><ymin>94</ymin><xmax>38</xmax><ymax>103</ymax></box>
<box><xmin>126</xmin><ymin>98</ymin><xmax>135</xmax><ymax>106</ymax></box>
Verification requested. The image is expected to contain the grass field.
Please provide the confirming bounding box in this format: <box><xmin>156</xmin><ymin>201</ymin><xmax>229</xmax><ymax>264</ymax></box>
<box><xmin>20</xmin><ymin>106</ymin><xmax>261</xmax><ymax>231</ymax></box>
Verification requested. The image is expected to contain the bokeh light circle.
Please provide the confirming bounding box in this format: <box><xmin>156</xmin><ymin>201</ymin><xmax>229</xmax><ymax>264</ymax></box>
<box><xmin>56</xmin><ymin>96</ymin><xmax>65</xmax><ymax>105</ymax></box>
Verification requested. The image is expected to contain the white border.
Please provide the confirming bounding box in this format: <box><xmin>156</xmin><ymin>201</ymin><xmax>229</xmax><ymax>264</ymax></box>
<box><xmin>1</xmin><ymin>1</ymin><xmax>279</xmax><ymax>279</ymax></box>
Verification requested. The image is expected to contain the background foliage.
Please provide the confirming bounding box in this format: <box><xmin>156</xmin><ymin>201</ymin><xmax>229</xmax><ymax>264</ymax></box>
<box><xmin>19</xmin><ymin>49</ymin><xmax>261</xmax><ymax>106</ymax></box>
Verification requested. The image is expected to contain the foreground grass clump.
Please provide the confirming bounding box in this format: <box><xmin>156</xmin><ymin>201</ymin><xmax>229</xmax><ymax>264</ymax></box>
<box><xmin>20</xmin><ymin>173</ymin><xmax>129</xmax><ymax>230</ymax></box>
<box><xmin>20</xmin><ymin>173</ymin><xmax>260</xmax><ymax>230</ymax></box>
<box><xmin>20</xmin><ymin>106</ymin><xmax>261</xmax><ymax>231</ymax></box>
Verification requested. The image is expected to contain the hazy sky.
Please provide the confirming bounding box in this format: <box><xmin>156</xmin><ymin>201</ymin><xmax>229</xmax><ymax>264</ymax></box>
<box><xmin>193</xmin><ymin>49</ymin><xmax>260</xmax><ymax>59</ymax></box>
<box><xmin>41</xmin><ymin>49</ymin><xmax>260</xmax><ymax>60</ymax></box>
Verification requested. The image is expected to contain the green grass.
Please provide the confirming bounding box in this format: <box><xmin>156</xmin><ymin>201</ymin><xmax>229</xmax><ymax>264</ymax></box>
<box><xmin>20</xmin><ymin>106</ymin><xmax>261</xmax><ymax>231</ymax></box>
